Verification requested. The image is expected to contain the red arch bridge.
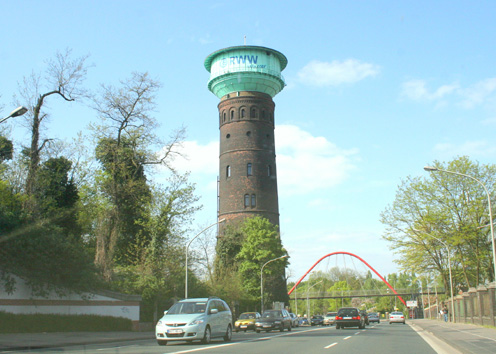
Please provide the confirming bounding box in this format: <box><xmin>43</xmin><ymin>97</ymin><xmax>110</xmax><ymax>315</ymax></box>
<box><xmin>287</xmin><ymin>252</ymin><xmax>445</xmax><ymax>304</ymax></box>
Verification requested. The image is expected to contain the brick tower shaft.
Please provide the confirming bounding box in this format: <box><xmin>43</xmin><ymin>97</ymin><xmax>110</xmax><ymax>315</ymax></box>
<box><xmin>218</xmin><ymin>91</ymin><xmax>279</xmax><ymax>227</ymax></box>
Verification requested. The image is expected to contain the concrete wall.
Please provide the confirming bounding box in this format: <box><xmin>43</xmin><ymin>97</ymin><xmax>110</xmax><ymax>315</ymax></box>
<box><xmin>0</xmin><ymin>276</ymin><xmax>141</xmax><ymax>329</ymax></box>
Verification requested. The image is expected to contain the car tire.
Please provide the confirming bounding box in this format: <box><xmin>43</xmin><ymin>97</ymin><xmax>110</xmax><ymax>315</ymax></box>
<box><xmin>336</xmin><ymin>324</ymin><xmax>340</xmax><ymax>329</ymax></box>
<box><xmin>280</xmin><ymin>325</ymin><xmax>284</xmax><ymax>332</ymax></box>
<box><xmin>224</xmin><ymin>324</ymin><xmax>232</xmax><ymax>342</ymax></box>
<box><xmin>157</xmin><ymin>340</ymin><xmax>167</xmax><ymax>346</ymax></box>
<box><xmin>288</xmin><ymin>324</ymin><xmax>292</xmax><ymax>331</ymax></box>
<box><xmin>201</xmin><ymin>326</ymin><xmax>211</xmax><ymax>344</ymax></box>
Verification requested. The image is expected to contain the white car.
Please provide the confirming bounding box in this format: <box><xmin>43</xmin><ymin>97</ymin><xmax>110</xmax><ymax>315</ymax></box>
<box><xmin>389</xmin><ymin>311</ymin><xmax>405</xmax><ymax>324</ymax></box>
<box><xmin>156</xmin><ymin>297</ymin><xmax>233</xmax><ymax>346</ymax></box>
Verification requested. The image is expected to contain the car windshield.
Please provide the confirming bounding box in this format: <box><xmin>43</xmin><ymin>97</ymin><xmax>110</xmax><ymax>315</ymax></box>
<box><xmin>391</xmin><ymin>312</ymin><xmax>403</xmax><ymax>316</ymax></box>
<box><xmin>262</xmin><ymin>310</ymin><xmax>280</xmax><ymax>318</ymax></box>
<box><xmin>326</xmin><ymin>312</ymin><xmax>336</xmax><ymax>316</ymax></box>
<box><xmin>166</xmin><ymin>302</ymin><xmax>207</xmax><ymax>315</ymax></box>
<box><xmin>239</xmin><ymin>313</ymin><xmax>255</xmax><ymax>319</ymax></box>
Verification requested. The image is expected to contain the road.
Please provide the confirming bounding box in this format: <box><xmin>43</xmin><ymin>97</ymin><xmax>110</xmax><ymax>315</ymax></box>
<box><xmin>9</xmin><ymin>323</ymin><xmax>451</xmax><ymax>354</ymax></box>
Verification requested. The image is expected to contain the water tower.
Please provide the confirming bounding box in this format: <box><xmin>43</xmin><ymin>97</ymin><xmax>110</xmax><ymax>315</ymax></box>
<box><xmin>205</xmin><ymin>45</ymin><xmax>287</xmax><ymax>229</ymax></box>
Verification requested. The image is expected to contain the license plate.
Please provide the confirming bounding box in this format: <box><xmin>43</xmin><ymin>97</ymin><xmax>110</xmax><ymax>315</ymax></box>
<box><xmin>241</xmin><ymin>325</ymin><xmax>247</xmax><ymax>328</ymax></box>
<box><xmin>167</xmin><ymin>329</ymin><xmax>183</xmax><ymax>334</ymax></box>
<box><xmin>344</xmin><ymin>317</ymin><xmax>352</xmax><ymax>319</ymax></box>
<box><xmin>263</xmin><ymin>324</ymin><xmax>271</xmax><ymax>327</ymax></box>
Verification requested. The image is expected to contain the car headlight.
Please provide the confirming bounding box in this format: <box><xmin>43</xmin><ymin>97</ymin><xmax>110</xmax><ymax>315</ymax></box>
<box><xmin>255</xmin><ymin>322</ymin><xmax>261</xmax><ymax>326</ymax></box>
<box><xmin>156</xmin><ymin>320</ymin><xmax>163</xmax><ymax>326</ymax></box>
<box><xmin>274</xmin><ymin>321</ymin><xmax>281</xmax><ymax>324</ymax></box>
<box><xmin>190</xmin><ymin>318</ymin><xmax>205</xmax><ymax>325</ymax></box>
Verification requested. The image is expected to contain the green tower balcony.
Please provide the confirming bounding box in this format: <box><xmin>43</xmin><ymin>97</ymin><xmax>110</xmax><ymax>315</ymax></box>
<box><xmin>205</xmin><ymin>45</ymin><xmax>287</xmax><ymax>99</ymax></box>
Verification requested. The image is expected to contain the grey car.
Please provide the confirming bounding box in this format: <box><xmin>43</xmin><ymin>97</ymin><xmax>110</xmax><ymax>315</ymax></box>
<box><xmin>155</xmin><ymin>297</ymin><xmax>233</xmax><ymax>346</ymax></box>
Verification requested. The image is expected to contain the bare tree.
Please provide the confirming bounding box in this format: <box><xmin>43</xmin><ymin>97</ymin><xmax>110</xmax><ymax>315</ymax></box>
<box><xmin>15</xmin><ymin>48</ymin><xmax>90</xmax><ymax>197</ymax></box>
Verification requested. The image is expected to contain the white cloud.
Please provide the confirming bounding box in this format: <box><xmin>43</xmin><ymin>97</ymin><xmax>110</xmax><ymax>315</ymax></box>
<box><xmin>297</xmin><ymin>59</ymin><xmax>380</xmax><ymax>87</ymax></box>
<box><xmin>400</xmin><ymin>79</ymin><xmax>459</xmax><ymax>101</ymax></box>
<box><xmin>276</xmin><ymin>125</ymin><xmax>358</xmax><ymax>196</ymax></box>
<box><xmin>460</xmin><ymin>78</ymin><xmax>496</xmax><ymax>108</ymax></box>
<box><xmin>164</xmin><ymin>125</ymin><xmax>358</xmax><ymax>197</ymax></box>
<box><xmin>401</xmin><ymin>77</ymin><xmax>496</xmax><ymax>109</ymax></box>
<box><xmin>433</xmin><ymin>140</ymin><xmax>496</xmax><ymax>158</ymax></box>
<box><xmin>167</xmin><ymin>140</ymin><xmax>219</xmax><ymax>174</ymax></box>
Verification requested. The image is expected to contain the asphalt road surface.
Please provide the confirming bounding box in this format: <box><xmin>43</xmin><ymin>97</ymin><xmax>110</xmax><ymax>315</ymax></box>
<box><xmin>8</xmin><ymin>323</ymin><xmax>450</xmax><ymax>354</ymax></box>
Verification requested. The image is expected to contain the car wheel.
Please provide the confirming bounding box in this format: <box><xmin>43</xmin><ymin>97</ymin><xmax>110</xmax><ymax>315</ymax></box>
<box><xmin>280</xmin><ymin>325</ymin><xmax>284</xmax><ymax>332</ymax></box>
<box><xmin>201</xmin><ymin>326</ymin><xmax>211</xmax><ymax>344</ymax></box>
<box><xmin>336</xmin><ymin>324</ymin><xmax>340</xmax><ymax>329</ymax></box>
<box><xmin>157</xmin><ymin>340</ymin><xmax>167</xmax><ymax>346</ymax></box>
<box><xmin>224</xmin><ymin>324</ymin><xmax>232</xmax><ymax>342</ymax></box>
<box><xmin>288</xmin><ymin>324</ymin><xmax>292</xmax><ymax>331</ymax></box>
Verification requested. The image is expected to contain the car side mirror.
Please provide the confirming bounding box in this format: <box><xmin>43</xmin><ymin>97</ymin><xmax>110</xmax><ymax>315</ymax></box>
<box><xmin>163</xmin><ymin>310</ymin><xmax>168</xmax><ymax>315</ymax></box>
<box><xmin>209</xmin><ymin>308</ymin><xmax>219</xmax><ymax>314</ymax></box>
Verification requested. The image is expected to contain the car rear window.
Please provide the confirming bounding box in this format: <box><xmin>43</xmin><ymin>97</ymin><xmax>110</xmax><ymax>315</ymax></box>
<box><xmin>338</xmin><ymin>308</ymin><xmax>358</xmax><ymax>316</ymax></box>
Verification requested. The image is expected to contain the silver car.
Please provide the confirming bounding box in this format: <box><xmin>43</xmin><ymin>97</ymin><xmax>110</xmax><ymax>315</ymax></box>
<box><xmin>155</xmin><ymin>297</ymin><xmax>233</xmax><ymax>346</ymax></box>
<box><xmin>389</xmin><ymin>311</ymin><xmax>405</xmax><ymax>324</ymax></box>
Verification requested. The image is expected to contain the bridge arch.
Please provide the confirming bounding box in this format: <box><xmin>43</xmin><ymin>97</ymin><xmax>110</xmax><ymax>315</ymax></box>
<box><xmin>287</xmin><ymin>251</ymin><xmax>406</xmax><ymax>306</ymax></box>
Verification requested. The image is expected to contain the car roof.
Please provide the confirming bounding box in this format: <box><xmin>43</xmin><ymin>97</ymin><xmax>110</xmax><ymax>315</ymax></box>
<box><xmin>179</xmin><ymin>298</ymin><xmax>210</xmax><ymax>302</ymax></box>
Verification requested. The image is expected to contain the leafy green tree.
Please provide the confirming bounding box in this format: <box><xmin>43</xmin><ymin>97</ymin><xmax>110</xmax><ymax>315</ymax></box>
<box><xmin>235</xmin><ymin>216</ymin><xmax>289</xmax><ymax>308</ymax></box>
<box><xmin>381</xmin><ymin>156</ymin><xmax>496</xmax><ymax>289</ymax></box>
<box><xmin>91</xmin><ymin>72</ymin><xmax>185</xmax><ymax>280</ymax></box>
<box><xmin>0</xmin><ymin>136</ymin><xmax>13</xmax><ymax>163</ymax></box>
<box><xmin>32</xmin><ymin>157</ymin><xmax>80</xmax><ymax>237</ymax></box>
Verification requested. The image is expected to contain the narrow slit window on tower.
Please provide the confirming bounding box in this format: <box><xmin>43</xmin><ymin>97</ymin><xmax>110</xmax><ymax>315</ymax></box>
<box><xmin>223</xmin><ymin>112</ymin><xmax>226</xmax><ymax>122</ymax></box>
<box><xmin>244</xmin><ymin>194</ymin><xmax>250</xmax><ymax>208</ymax></box>
<box><xmin>226</xmin><ymin>165</ymin><xmax>231</xmax><ymax>178</ymax></box>
<box><xmin>247</xmin><ymin>163</ymin><xmax>252</xmax><ymax>176</ymax></box>
<box><xmin>251</xmin><ymin>194</ymin><xmax>256</xmax><ymax>207</ymax></box>
<box><xmin>241</xmin><ymin>108</ymin><xmax>245</xmax><ymax>118</ymax></box>
<box><xmin>250</xmin><ymin>108</ymin><xmax>256</xmax><ymax>118</ymax></box>
<box><xmin>267</xmin><ymin>164</ymin><xmax>272</xmax><ymax>176</ymax></box>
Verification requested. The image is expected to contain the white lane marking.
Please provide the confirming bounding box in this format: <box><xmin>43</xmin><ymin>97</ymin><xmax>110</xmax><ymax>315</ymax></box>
<box><xmin>167</xmin><ymin>327</ymin><xmax>329</xmax><ymax>353</ymax></box>
<box><xmin>325</xmin><ymin>342</ymin><xmax>338</xmax><ymax>349</ymax></box>
<box><xmin>409</xmin><ymin>322</ymin><xmax>463</xmax><ymax>354</ymax></box>
<box><xmin>343</xmin><ymin>336</ymin><xmax>352</xmax><ymax>340</ymax></box>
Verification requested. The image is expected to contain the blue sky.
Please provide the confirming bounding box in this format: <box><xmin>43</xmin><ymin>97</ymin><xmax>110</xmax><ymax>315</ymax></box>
<box><xmin>2</xmin><ymin>1</ymin><xmax>496</xmax><ymax>284</ymax></box>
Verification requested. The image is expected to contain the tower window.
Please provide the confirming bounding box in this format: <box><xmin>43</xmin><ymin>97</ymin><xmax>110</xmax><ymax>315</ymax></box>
<box><xmin>251</xmin><ymin>194</ymin><xmax>256</xmax><ymax>207</ymax></box>
<box><xmin>247</xmin><ymin>163</ymin><xmax>252</xmax><ymax>176</ymax></box>
<box><xmin>230</xmin><ymin>110</ymin><xmax>234</xmax><ymax>120</ymax></box>
<box><xmin>223</xmin><ymin>112</ymin><xmax>226</xmax><ymax>122</ymax></box>
<box><xmin>226</xmin><ymin>133</ymin><xmax>230</xmax><ymax>139</ymax></box>
<box><xmin>251</xmin><ymin>108</ymin><xmax>256</xmax><ymax>118</ymax></box>
<box><xmin>244</xmin><ymin>194</ymin><xmax>250</xmax><ymax>207</ymax></box>
<box><xmin>241</xmin><ymin>108</ymin><xmax>245</xmax><ymax>118</ymax></box>
<box><xmin>226</xmin><ymin>165</ymin><xmax>231</xmax><ymax>178</ymax></box>
<box><xmin>246</xmin><ymin>131</ymin><xmax>251</xmax><ymax>137</ymax></box>
<box><xmin>262</xmin><ymin>110</ymin><xmax>266</xmax><ymax>119</ymax></box>
<box><xmin>267</xmin><ymin>164</ymin><xmax>272</xmax><ymax>176</ymax></box>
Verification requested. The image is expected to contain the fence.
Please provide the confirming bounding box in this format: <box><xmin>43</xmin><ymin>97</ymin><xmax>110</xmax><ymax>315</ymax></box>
<box><xmin>423</xmin><ymin>282</ymin><xmax>496</xmax><ymax>326</ymax></box>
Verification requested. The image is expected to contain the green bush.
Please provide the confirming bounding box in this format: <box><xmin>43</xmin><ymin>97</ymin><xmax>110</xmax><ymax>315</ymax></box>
<box><xmin>0</xmin><ymin>312</ymin><xmax>132</xmax><ymax>333</ymax></box>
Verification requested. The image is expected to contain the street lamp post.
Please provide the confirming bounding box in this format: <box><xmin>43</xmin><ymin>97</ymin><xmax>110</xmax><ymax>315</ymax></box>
<box><xmin>424</xmin><ymin>166</ymin><xmax>496</xmax><ymax>286</ymax></box>
<box><xmin>412</xmin><ymin>228</ymin><xmax>455</xmax><ymax>322</ymax></box>
<box><xmin>185</xmin><ymin>218</ymin><xmax>225</xmax><ymax>299</ymax></box>
<box><xmin>0</xmin><ymin>106</ymin><xmax>28</xmax><ymax>124</ymax></box>
<box><xmin>260</xmin><ymin>255</ymin><xmax>288</xmax><ymax>314</ymax></box>
<box><xmin>306</xmin><ymin>280</ymin><xmax>323</xmax><ymax>320</ymax></box>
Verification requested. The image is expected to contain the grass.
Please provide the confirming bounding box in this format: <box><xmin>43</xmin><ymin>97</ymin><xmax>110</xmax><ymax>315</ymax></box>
<box><xmin>0</xmin><ymin>311</ymin><xmax>133</xmax><ymax>333</ymax></box>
